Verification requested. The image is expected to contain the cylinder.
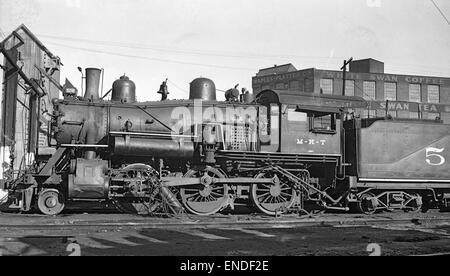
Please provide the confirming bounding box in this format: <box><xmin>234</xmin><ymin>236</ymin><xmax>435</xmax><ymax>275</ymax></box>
<box><xmin>112</xmin><ymin>75</ymin><xmax>136</xmax><ymax>103</ymax></box>
<box><xmin>68</xmin><ymin>159</ymin><xmax>109</xmax><ymax>199</ymax></box>
<box><xmin>189</xmin><ymin>78</ymin><xmax>216</xmax><ymax>101</ymax></box>
<box><xmin>84</xmin><ymin>68</ymin><xmax>102</xmax><ymax>100</ymax></box>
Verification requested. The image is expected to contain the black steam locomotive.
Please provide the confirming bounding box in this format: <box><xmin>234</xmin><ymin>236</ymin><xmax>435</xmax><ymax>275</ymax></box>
<box><xmin>3</xmin><ymin>68</ymin><xmax>450</xmax><ymax>216</ymax></box>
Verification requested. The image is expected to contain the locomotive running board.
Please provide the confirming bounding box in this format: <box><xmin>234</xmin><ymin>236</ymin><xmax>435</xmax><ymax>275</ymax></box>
<box><xmin>356</xmin><ymin>180</ymin><xmax>450</xmax><ymax>189</ymax></box>
<box><xmin>359</xmin><ymin>178</ymin><xmax>450</xmax><ymax>183</ymax></box>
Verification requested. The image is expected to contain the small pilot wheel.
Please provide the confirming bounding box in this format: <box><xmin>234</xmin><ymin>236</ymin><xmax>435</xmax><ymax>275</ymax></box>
<box><xmin>37</xmin><ymin>189</ymin><xmax>65</xmax><ymax>216</ymax></box>
<box><xmin>357</xmin><ymin>192</ymin><xmax>377</xmax><ymax>215</ymax></box>
<box><xmin>250</xmin><ymin>171</ymin><xmax>297</xmax><ymax>216</ymax></box>
<box><xmin>180</xmin><ymin>167</ymin><xmax>229</xmax><ymax>216</ymax></box>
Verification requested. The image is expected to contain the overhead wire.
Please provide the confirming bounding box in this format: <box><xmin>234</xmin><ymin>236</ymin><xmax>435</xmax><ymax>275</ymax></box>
<box><xmin>40</xmin><ymin>35</ymin><xmax>450</xmax><ymax>78</ymax></box>
<box><xmin>353</xmin><ymin>82</ymin><xmax>376</xmax><ymax>102</ymax></box>
<box><xmin>38</xmin><ymin>33</ymin><xmax>347</xmax><ymax>61</ymax></box>
<box><xmin>37</xmin><ymin>31</ymin><xmax>449</xmax><ymax>106</ymax></box>
<box><xmin>166</xmin><ymin>79</ymin><xmax>189</xmax><ymax>94</ymax></box>
<box><xmin>44</xmin><ymin>41</ymin><xmax>256</xmax><ymax>71</ymax></box>
<box><xmin>430</xmin><ymin>0</ymin><xmax>450</xmax><ymax>25</ymax></box>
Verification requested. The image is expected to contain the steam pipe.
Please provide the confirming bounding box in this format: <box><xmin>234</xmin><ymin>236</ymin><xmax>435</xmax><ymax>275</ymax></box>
<box><xmin>84</xmin><ymin>127</ymin><xmax>96</xmax><ymax>159</ymax></box>
<box><xmin>101</xmin><ymin>88</ymin><xmax>113</xmax><ymax>100</ymax></box>
<box><xmin>100</xmin><ymin>68</ymin><xmax>104</xmax><ymax>98</ymax></box>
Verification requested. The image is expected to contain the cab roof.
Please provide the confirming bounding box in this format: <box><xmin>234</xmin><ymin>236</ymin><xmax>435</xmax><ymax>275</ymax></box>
<box><xmin>256</xmin><ymin>89</ymin><xmax>368</xmax><ymax>113</ymax></box>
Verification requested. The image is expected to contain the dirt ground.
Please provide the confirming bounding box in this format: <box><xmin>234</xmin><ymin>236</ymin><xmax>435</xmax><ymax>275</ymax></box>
<box><xmin>1</xmin><ymin>209</ymin><xmax>449</xmax><ymax>256</ymax></box>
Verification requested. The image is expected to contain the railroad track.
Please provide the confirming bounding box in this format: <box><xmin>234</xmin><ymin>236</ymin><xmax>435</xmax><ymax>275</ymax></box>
<box><xmin>0</xmin><ymin>213</ymin><xmax>449</xmax><ymax>230</ymax></box>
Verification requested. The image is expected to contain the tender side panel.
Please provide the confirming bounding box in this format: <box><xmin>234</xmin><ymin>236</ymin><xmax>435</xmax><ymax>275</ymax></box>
<box><xmin>357</xmin><ymin>120</ymin><xmax>450</xmax><ymax>180</ymax></box>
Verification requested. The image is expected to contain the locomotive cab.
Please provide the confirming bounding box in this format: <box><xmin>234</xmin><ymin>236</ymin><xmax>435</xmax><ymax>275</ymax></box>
<box><xmin>255</xmin><ymin>90</ymin><xmax>367</xmax><ymax>189</ymax></box>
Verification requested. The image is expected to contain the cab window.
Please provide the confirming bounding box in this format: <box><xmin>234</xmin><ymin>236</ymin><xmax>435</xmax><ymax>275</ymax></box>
<box><xmin>309</xmin><ymin>113</ymin><xmax>336</xmax><ymax>134</ymax></box>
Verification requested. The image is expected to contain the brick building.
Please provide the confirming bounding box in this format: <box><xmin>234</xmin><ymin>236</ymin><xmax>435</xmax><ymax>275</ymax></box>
<box><xmin>252</xmin><ymin>59</ymin><xmax>450</xmax><ymax>123</ymax></box>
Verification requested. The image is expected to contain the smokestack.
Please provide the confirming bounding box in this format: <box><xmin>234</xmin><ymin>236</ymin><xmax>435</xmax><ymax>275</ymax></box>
<box><xmin>84</xmin><ymin>68</ymin><xmax>101</xmax><ymax>100</ymax></box>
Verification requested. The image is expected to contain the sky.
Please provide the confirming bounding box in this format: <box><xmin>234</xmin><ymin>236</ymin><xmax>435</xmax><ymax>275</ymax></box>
<box><xmin>0</xmin><ymin>0</ymin><xmax>449</xmax><ymax>101</ymax></box>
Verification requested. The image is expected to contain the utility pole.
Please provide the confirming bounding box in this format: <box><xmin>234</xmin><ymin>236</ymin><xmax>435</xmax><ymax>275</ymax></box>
<box><xmin>341</xmin><ymin>57</ymin><xmax>353</xmax><ymax>96</ymax></box>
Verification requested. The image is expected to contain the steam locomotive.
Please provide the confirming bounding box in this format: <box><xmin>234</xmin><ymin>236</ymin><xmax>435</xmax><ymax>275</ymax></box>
<box><xmin>2</xmin><ymin>68</ymin><xmax>450</xmax><ymax>216</ymax></box>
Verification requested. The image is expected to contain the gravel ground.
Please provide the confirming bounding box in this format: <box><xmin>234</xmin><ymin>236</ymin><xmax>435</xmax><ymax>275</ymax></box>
<box><xmin>0</xmin><ymin>209</ymin><xmax>449</xmax><ymax>256</ymax></box>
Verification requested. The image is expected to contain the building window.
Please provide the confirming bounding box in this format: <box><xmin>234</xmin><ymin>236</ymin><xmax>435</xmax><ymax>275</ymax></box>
<box><xmin>262</xmin><ymin>85</ymin><xmax>272</xmax><ymax>90</ymax></box>
<box><xmin>387</xmin><ymin>111</ymin><xmax>397</xmax><ymax>118</ymax></box>
<box><xmin>363</xmin><ymin>81</ymin><xmax>376</xmax><ymax>100</ymax></box>
<box><xmin>305</xmin><ymin>78</ymin><xmax>313</xmax><ymax>92</ymax></box>
<box><xmin>289</xmin><ymin>80</ymin><xmax>300</xmax><ymax>90</ymax></box>
<box><xmin>409</xmin><ymin>84</ymin><xmax>421</xmax><ymax>103</ymax></box>
<box><xmin>384</xmin><ymin>82</ymin><xmax>397</xmax><ymax>101</ymax></box>
<box><xmin>377</xmin><ymin>110</ymin><xmax>386</xmax><ymax>117</ymax></box>
<box><xmin>377</xmin><ymin>109</ymin><xmax>397</xmax><ymax>118</ymax></box>
<box><xmin>320</xmin><ymin>79</ymin><xmax>333</xmax><ymax>95</ymax></box>
<box><xmin>345</xmin><ymin>80</ymin><xmax>355</xmax><ymax>96</ymax></box>
<box><xmin>427</xmin><ymin>85</ymin><xmax>440</xmax><ymax>103</ymax></box>
<box><xmin>362</xmin><ymin>109</ymin><xmax>377</xmax><ymax>118</ymax></box>
<box><xmin>409</xmin><ymin>111</ymin><xmax>420</xmax><ymax>119</ymax></box>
